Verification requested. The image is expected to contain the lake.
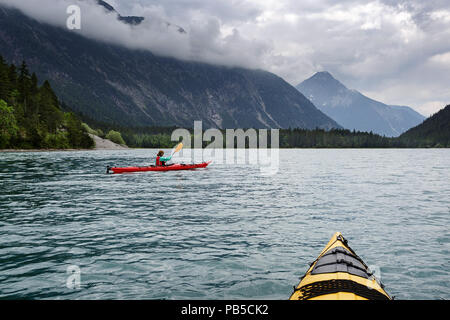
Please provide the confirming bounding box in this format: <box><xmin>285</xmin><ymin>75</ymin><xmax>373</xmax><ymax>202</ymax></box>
<box><xmin>0</xmin><ymin>149</ymin><xmax>449</xmax><ymax>299</ymax></box>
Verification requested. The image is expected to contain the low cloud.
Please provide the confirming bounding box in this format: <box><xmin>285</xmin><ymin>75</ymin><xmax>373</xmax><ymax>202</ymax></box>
<box><xmin>1</xmin><ymin>0</ymin><xmax>449</xmax><ymax>116</ymax></box>
<box><xmin>0</xmin><ymin>0</ymin><xmax>271</xmax><ymax>69</ymax></box>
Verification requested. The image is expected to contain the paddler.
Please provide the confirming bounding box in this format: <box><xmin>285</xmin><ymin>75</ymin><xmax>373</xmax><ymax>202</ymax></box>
<box><xmin>156</xmin><ymin>150</ymin><xmax>172</xmax><ymax>166</ymax></box>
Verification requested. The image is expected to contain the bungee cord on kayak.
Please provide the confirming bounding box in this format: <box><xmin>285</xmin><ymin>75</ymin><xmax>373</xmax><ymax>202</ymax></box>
<box><xmin>290</xmin><ymin>233</ymin><xmax>392</xmax><ymax>300</ymax></box>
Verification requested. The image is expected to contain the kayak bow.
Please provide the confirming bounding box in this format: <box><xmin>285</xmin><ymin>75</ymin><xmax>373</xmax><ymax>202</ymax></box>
<box><xmin>107</xmin><ymin>161</ymin><xmax>211</xmax><ymax>174</ymax></box>
<box><xmin>290</xmin><ymin>232</ymin><xmax>391</xmax><ymax>300</ymax></box>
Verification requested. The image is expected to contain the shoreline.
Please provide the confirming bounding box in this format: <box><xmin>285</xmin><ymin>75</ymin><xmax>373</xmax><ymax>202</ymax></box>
<box><xmin>0</xmin><ymin>134</ymin><xmax>130</xmax><ymax>153</ymax></box>
<box><xmin>1</xmin><ymin>147</ymin><xmax>448</xmax><ymax>153</ymax></box>
<box><xmin>0</xmin><ymin>148</ymin><xmax>98</xmax><ymax>153</ymax></box>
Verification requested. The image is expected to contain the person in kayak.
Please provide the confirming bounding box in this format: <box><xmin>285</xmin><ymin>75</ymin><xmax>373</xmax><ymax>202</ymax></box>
<box><xmin>156</xmin><ymin>150</ymin><xmax>172</xmax><ymax>166</ymax></box>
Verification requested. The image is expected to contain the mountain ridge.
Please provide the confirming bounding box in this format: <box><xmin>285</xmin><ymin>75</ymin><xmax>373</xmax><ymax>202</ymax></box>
<box><xmin>296</xmin><ymin>72</ymin><xmax>425</xmax><ymax>136</ymax></box>
<box><xmin>400</xmin><ymin>105</ymin><xmax>450</xmax><ymax>146</ymax></box>
<box><xmin>0</xmin><ymin>5</ymin><xmax>340</xmax><ymax>130</ymax></box>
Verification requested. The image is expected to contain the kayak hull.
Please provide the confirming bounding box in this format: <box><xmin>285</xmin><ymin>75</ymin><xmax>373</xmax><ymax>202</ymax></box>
<box><xmin>290</xmin><ymin>232</ymin><xmax>391</xmax><ymax>300</ymax></box>
<box><xmin>108</xmin><ymin>161</ymin><xmax>211</xmax><ymax>174</ymax></box>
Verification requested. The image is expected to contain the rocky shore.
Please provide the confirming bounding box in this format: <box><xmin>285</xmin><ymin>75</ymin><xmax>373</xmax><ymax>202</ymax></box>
<box><xmin>88</xmin><ymin>134</ymin><xmax>128</xmax><ymax>150</ymax></box>
<box><xmin>0</xmin><ymin>134</ymin><xmax>128</xmax><ymax>152</ymax></box>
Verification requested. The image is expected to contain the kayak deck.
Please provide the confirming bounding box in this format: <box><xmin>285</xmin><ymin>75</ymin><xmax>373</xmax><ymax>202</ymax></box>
<box><xmin>107</xmin><ymin>161</ymin><xmax>211</xmax><ymax>174</ymax></box>
<box><xmin>290</xmin><ymin>232</ymin><xmax>391</xmax><ymax>300</ymax></box>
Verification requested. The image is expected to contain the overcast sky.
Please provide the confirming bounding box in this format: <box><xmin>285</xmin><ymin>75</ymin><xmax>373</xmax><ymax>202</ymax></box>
<box><xmin>2</xmin><ymin>0</ymin><xmax>450</xmax><ymax>115</ymax></box>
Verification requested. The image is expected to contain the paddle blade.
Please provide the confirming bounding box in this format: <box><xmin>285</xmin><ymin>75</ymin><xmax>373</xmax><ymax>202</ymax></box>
<box><xmin>171</xmin><ymin>142</ymin><xmax>183</xmax><ymax>156</ymax></box>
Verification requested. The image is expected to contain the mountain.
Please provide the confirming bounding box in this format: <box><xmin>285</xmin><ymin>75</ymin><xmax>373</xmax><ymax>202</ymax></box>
<box><xmin>296</xmin><ymin>71</ymin><xmax>425</xmax><ymax>136</ymax></box>
<box><xmin>399</xmin><ymin>105</ymin><xmax>450</xmax><ymax>147</ymax></box>
<box><xmin>0</xmin><ymin>6</ymin><xmax>339</xmax><ymax>130</ymax></box>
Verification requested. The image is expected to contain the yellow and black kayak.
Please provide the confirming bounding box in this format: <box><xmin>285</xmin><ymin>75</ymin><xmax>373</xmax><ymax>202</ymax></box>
<box><xmin>290</xmin><ymin>232</ymin><xmax>391</xmax><ymax>300</ymax></box>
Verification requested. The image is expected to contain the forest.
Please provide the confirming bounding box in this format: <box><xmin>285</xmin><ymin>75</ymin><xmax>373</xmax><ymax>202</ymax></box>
<box><xmin>0</xmin><ymin>56</ymin><xmax>93</xmax><ymax>149</ymax></box>
<box><xmin>1</xmin><ymin>54</ymin><xmax>448</xmax><ymax>150</ymax></box>
<box><xmin>82</xmin><ymin>123</ymin><xmax>449</xmax><ymax>149</ymax></box>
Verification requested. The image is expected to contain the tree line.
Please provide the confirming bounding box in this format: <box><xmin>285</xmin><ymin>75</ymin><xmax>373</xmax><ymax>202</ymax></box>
<box><xmin>0</xmin><ymin>56</ymin><xmax>93</xmax><ymax>149</ymax></box>
<box><xmin>79</xmin><ymin>125</ymin><xmax>448</xmax><ymax>149</ymax></box>
<box><xmin>2</xmin><ymin>55</ymin><xmax>446</xmax><ymax>150</ymax></box>
<box><xmin>398</xmin><ymin>105</ymin><xmax>449</xmax><ymax>147</ymax></box>
<box><xmin>78</xmin><ymin>103</ymin><xmax>449</xmax><ymax>149</ymax></box>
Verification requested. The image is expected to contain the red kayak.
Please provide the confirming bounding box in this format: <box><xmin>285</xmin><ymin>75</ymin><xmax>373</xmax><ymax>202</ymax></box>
<box><xmin>107</xmin><ymin>161</ymin><xmax>211</xmax><ymax>174</ymax></box>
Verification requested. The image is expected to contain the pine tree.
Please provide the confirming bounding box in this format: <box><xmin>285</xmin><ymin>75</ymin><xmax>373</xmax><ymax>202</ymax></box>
<box><xmin>0</xmin><ymin>99</ymin><xmax>18</xmax><ymax>148</ymax></box>
<box><xmin>30</xmin><ymin>73</ymin><xmax>39</xmax><ymax>96</ymax></box>
<box><xmin>0</xmin><ymin>58</ymin><xmax>93</xmax><ymax>149</ymax></box>
<box><xmin>8</xmin><ymin>64</ymin><xmax>18</xmax><ymax>90</ymax></box>
<box><xmin>0</xmin><ymin>56</ymin><xmax>10</xmax><ymax>100</ymax></box>
<box><xmin>17</xmin><ymin>61</ymin><xmax>31</xmax><ymax>109</ymax></box>
<box><xmin>38</xmin><ymin>80</ymin><xmax>63</xmax><ymax>133</ymax></box>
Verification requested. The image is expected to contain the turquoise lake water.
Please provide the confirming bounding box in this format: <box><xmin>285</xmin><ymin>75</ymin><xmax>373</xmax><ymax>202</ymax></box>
<box><xmin>0</xmin><ymin>149</ymin><xmax>449</xmax><ymax>299</ymax></box>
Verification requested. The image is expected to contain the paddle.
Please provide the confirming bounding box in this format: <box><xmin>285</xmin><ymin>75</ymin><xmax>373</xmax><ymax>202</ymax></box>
<box><xmin>170</xmin><ymin>142</ymin><xmax>183</xmax><ymax>157</ymax></box>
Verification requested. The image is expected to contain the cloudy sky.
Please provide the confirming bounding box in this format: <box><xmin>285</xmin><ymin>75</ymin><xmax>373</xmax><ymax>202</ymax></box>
<box><xmin>2</xmin><ymin>0</ymin><xmax>450</xmax><ymax>115</ymax></box>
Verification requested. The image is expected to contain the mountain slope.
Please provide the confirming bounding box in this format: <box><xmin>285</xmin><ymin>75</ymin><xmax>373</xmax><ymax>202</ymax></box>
<box><xmin>0</xmin><ymin>6</ymin><xmax>339</xmax><ymax>130</ymax></box>
<box><xmin>400</xmin><ymin>105</ymin><xmax>450</xmax><ymax>146</ymax></box>
<box><xmin>296</xmin><ymin>72</ymin><xmax>425</xmax><ymax>136</ymax></box>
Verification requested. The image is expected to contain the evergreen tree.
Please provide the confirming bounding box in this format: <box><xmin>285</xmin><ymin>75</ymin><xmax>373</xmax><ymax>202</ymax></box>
<box><xmin>30</xmin><ymin>73</ymin><xmax>39</xmax><ymax>95</ymax></box>
<box><xmin>8</xmin><ymin>64</ymin><xmax>18</xmax><ymax>90</ymax></box>
<box><xmin>0</xmin><ymin>55</ymin><xmax>93</xmax><ymax>149</ymax></box>
<box><xmin>17</xmin><ymin>60</ymin><xmax>32</xmax><ymax>111</ymax></box>
<box><xmin>0</xmin><ymin>56</ymin><xmax>10</xmax><ymax>100</ymax></box>
<box><xmin>0</xmin><ymin>99</ymin><xmax>18</xmax><ymax>148</ymax></box>
<box><xmin>38</xmin><ymin>80</ymin><xmax>63</xmax><ymax>133</ymax></box>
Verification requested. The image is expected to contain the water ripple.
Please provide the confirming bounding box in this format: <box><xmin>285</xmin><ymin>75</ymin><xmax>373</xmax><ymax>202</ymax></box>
<box><xmin>0</xmin><ymin>149</ymin><xmax>449</xmax><ymax>299</ymax></box>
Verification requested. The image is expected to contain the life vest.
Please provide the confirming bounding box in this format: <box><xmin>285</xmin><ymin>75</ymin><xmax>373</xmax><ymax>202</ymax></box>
<box><xmin>156</xmin><ymin>156</ymin><xmax>166</xmax><ymax>166</ymax></box>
